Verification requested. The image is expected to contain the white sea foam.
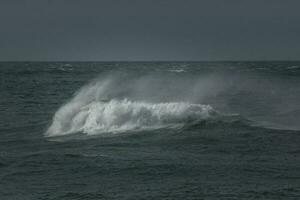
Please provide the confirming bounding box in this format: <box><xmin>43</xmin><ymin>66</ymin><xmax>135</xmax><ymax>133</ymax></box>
<box><xmin>169</xmin><ymin>69</ymin><xmax>186</xmax><ymax>73</ymax></box>
<box><xmin>45</xmin><ymin>72</ymin><xmax>227</xmax><ymax>136</ymax></box>
<box><xmin>45</xmin><ymin>67</ymin><xmax>300</xmax><ymax>136</ymax></box>
<box><xmin>46</xmin><ymin>98</ymin><xmax>216</xmax><ymax>136</ymax></box>
<box><xmin>287</xmin><ymin>66</ymin><xmax>299</xmax><ymax>70</ymax></box>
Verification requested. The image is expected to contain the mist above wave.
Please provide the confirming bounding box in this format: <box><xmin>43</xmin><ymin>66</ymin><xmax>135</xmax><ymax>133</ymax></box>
<box><xmin>46</xmin><ymin>68</ymin><xmax>300</xmax><ymax>136</ymax></box>
<box><xmin>45</xmin><ymin>72</ymin><xmax>230</xmax><ymax>136</ymax></box>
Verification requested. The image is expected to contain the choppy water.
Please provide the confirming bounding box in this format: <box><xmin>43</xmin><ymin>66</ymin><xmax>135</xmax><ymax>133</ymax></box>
<box><xmin>0</xmin><ymin>62</ymin><xmax>300</xmax><ymax>199</ymax></box>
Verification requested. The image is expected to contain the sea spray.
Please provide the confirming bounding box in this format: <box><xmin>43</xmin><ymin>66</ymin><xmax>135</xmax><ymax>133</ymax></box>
<box><xmin>46</xmin><ymin>72</ymin><xmax>226</xmax><ymax>136</ymax></box>
<box><xmin>46</xmin><ymin>99</ymin><xmax>216</xmax><ymax>136</ymax></box>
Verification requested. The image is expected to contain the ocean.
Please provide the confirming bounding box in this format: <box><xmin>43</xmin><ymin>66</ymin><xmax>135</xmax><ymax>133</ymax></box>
<box><xmin>0</xmin><ymin>62</ymin><xmax>299</xmax><ymax>199</ymax></box>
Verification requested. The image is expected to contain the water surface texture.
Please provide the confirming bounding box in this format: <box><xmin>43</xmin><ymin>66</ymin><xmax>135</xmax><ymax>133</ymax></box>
<box><xmin>0</xmin><ymin>62</ymin><xmax>300</xmax><ymax>199</ymax></box>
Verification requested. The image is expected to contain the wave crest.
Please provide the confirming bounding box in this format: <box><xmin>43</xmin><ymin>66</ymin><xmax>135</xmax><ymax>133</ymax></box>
<box><xmin>46</xmin><ymin>99</ymin><xmax>216</xmax><ymax>136</ymax></box>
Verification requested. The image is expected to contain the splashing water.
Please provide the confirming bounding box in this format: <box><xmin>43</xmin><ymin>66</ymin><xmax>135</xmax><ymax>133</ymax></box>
<box><xmin>45</xmin><ymin>72</ymin><xmax>227</xmax><ymax>136</ymax></box>
<box><xmin>46</xmin><ymin>98</ymin><xmax>216</xmax><ymax>136</ymax></box>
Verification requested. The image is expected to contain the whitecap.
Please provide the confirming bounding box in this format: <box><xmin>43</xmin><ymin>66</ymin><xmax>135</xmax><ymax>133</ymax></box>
<box><xmin>287</xmin><ymin>66</ymin><xmax>299</xmax><ymax>69</ymax></box>
<box><xmin>46</xmin><ymin>98</ymin><xmax>216</xmax><ymax>136</ymax></box>
<box><xmin>169</xmin><ymin>69</ymin><xmax>186</xmax><ymax>73</ymax></box>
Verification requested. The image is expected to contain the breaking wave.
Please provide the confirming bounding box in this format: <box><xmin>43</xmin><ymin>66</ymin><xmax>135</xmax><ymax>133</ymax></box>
<box><xmin>46</xmin><ymin>98</ymin><xmax>217</xmax><ymax>136</ymax></box>
<box><xmin>46</xmin><ymin>72</ymin><xmax>230</xmax><ymax>136</ymax></box>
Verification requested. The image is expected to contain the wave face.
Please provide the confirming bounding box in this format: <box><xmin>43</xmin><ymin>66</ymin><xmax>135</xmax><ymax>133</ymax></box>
<box><xmin>46</xmin><ymin>99</ymin><xmax>215</xmax><ymax>136</ymax></box>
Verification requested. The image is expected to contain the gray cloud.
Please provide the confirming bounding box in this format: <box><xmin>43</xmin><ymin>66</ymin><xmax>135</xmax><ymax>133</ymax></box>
<box><xmin>1</xmin><ymin>0</ymin><xmax>300</xmax><ymax>61</ymax></box>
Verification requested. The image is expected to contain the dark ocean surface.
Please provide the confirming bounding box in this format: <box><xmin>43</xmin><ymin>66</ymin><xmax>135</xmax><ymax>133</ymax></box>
<box><xmin>0</xmin><ymin>62</ymin><xmax>300</xmax><ymax>199</ymax></box>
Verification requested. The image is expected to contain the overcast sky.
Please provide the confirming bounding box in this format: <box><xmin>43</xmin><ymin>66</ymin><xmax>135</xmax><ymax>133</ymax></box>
<box><xmin>0</xmin><ymin>0</ymin><xmax>299</xmax><ymax>61</ymax></box>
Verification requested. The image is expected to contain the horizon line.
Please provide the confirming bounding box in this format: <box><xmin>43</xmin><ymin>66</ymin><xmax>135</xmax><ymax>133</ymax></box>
<box><xmin>1</xmin><ymin>59</ymin><xmax>300</xmax><ymax>63</ymax></box>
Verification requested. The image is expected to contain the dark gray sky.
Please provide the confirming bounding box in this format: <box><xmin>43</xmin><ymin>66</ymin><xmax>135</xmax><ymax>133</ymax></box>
<box><xmin>1</xmin><ymin>0</ymin><xmax>300</xmax><ymax>61</ymax></box>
